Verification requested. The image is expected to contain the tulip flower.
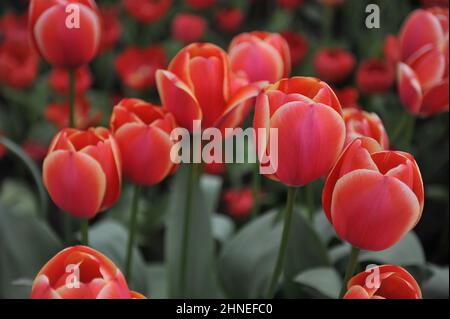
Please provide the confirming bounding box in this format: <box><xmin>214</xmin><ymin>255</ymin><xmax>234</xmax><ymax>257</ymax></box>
<box><xmin>28</xmin><ymin>0</ymin><xmax>101</xmax><ymax>69</ymax></box>
<box><xmin>322</xmin><ymin>137</ymin><xmax>424</xmax><ymax>251</ymax></box>
<box><xmin>277</xmin><ymin>0</ymin><xmax>305</xmax><ymax>9</ymax></box>
<box><xmin>0</xmin><ymin>12</ymin><xmax>30</xmax><ymax>55</ymax></box>
<box><xmin>185</xmin><ymin>0</ymin><xmax>216</xmax><ymax>9</ymax></box>
<box><xmin>49</xmin><ymin>66</ymin><xmax>92</xmax><ymax>95</ymax></box>
<box><xmin>229</xmin><ymin>31</ymin><xmax>291</xmax><ymax>83</ymax></box>
<box><xmin>335</xmin><ymin>86</ymin><xmax>361</xmax><ymax>110</ymax></box>
<box><xmin>172</xmin><ymin>13</ymin><xmax>207</xmax><ymax>44</ymax></box>
<box><xmin>343</xmin><ymin>108</ymin><xmax>389</xmax><ymax>149</ymax></box>
<box><xmin>43</xmin><ymin>127</ymin><xmax>122</xmax><ymax>220</ymax></box>
<box><xmin>31</xmin><ymin>246</ymin><xmax>144</xmax><ymax>299</ymax></box>
<box><xmin>115</xmin><ymin>45</ymin><xmax>167</xmax><ymax>91</ymax></box>
<box><xmin>156</xmin><ymin>42</ymin><xmax>265</xmax><ymax>132</ymax></box>
<box><xmin>0</xmin><ymin>42</ymin><xmax>39</xmax><ymax>88</ymax></box>
<box><xmin>215</xmin><ymin>8</ymin><xmax>244</xmax><ymax>33</ymax></box>
<box><xmin>397</xmin><ymin>8</ymin><xmax>449</xmax><ymax>116</ymax></box>
<box><xmin>99</xmin><ymin>6</ymin><xmax>122</xmax><ymax>53</ymax></box>
<box><xmin>22</xmin><ymin>140</ymin><xmax>48</xmax><ymax>163</ymax></box>
<box><xmin>124</xmin><ymin>0</ymin><xmax>172</xmax><ymax>24</ymax></box>
<box><xmin>314</xmin><ymin>48</ymin><xmax>355</xmax><ymax>83</ymax></box>
<box><xmin>280</xmin><ymin>31</ymin><xmax>309</xmax><ymax>66</ymax></box>
<box><xmin>344</xmin><ymin>265</ymin><xmax>422</xmax><ymax>299</ymax></box>
<box><xmin>203</xmin><ymin>161</ymin><xmax>226</xmax><ymax>175</ymax></box>
<box><xmin>223</xmin><ymin>188</ymin><xmax>260</xmax><ymax>219</ymax></box>
<box><xmin>357</xmin><ymin>59</ymin><xmax>395</xmax><ymax>94</ymax></box>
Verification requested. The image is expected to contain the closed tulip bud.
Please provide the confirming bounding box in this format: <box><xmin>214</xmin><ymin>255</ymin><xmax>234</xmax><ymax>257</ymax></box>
<box><xmin>344</xmin><ymin>265</ymin><xmax>422</xmax><ymax>299</ymax></box>
<box><xmin>28</xmin><ymin>0</ymin><xmax>101</xmax><ymax>69</ymax></box>
<box><xmin>229</xmin><ymin>31</ymin><xmax>291</xmax><ymax>83</ymax></box>
<box><xmin>43</xmin><ymin>127</ymin><xmax>122</xmax><ymax>219</ymax></box>
<box><xmin>357</xmin><ymin>59</ymin><xmax>395</xmax><ymax>94</ymax></box>
<box><xmin>254</xmin><ymin>77</ymin><xmax>345</xmax><ymax>186</ymax></box>
<box><xmin>343</xmin><ymin>108</ymin><xmax>389</xmax><ymax>149</ymax></box>
<box><xmin>314</xmin><ymin>48</ymin><xmax>355</xmax><ymax>84</ymax></box>
<box><xmin>322</xmin><ymin>137</ymin><xmax>424</xmax><ymax>251</ymax></box>
<box><xmin>110</xmin><ymin>99</ymin><xmax>178</xmax><ymax>186</ymax></box>
<box><xmin>31</xmin><ymin>246</ymin><xmax>144</xmax><ymax>299</ymax></box>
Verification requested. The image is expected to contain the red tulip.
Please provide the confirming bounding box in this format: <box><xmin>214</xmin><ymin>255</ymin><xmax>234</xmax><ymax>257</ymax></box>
<box><xmin>343</xmin><ymin>108</ymin><xmax>389</xmax><ymax>149</ymax></box>
<box><xmin>172</xmin><ymin>13</ymin><xmax>207</xmax><ymax>44</ymax></box>
<box><xmin>31</xmin><ymin>246</ymin><xmax>144</xmax><ymax>299</ymax></box>
<box><xmin>0</xmin><ymin>42</ymin><xmax>39</xmax><ymax>88</ymax></box>
<box><xmin>22</xmin><ymin>140</ymin><xmax>48</xmax><ymax>163</ymax></box>
<box><xmin>124</xmin><ymin>0</ymin><xmax>172</xmax><ymax>24</ymax></box>
<box><xmin>156</xmin><ymin>42</ymin><xmax>265</xmax><ymax>131</ymax></box>
<box><xmin>254</xmin><ymin>77</ymin><xmax>345</xmax><ymax>186</ymax></box>
<box><xmin>357</xmin><ymin>59</ymin><xmax>395</xmax><ymax>94</ymax></box>
<box><xmin>110</xmin><ymin>99</ymin><xmax>178</xmax><ymax>186</ymax></box>
<box><xmin>28</xmin><ymin>0</ymin><xmax>101</xmax><ymax>69</ymax></box>
<box><xmin>0</xmin><ymin>12</ymin><xmax>30</xmax><ymax>55</ymax></box>
<box><xmin>45</xmin><ymin>96</ymin><xmax>102</xmax><ymax>130</ymax></box>
<box><xmin>397</xmin><ymin>8</ymin><xmax>449</xmax><ymax>116</ymax></box>
<box><xmin>280</xmin><ymin>31</ymin><xmax>309</xmax><ymax>67</ymax></box>
<box><xmin>43</xmin><ymin>127</ymin><xmax>122</xmax><ymax>219</ymax></box>
<box><xmin>185</xmin><ymin>0</ymin><xmax>216</xmax><ymax>9</ymax></box>
<box><xmin>229</xmin><ymin>31</ymin><xmax>291</xmax><ymax>83</ymax></box>
<box><xmin>223</xmin><ymin>188</ymin><xmax>258</xmax><ymax>219</ymax></box>
<box><xmin>318</xmin><ymin>0</ymin><xmax>345</xmax><ymax>6</ymax></box>
<box><xmin>49</xmin><ymin>66</ymin><xmax>92</xmax><ymax>95</ymax></box>
<box><xmin>344</xmin><ymin>265</ymin><xmax>422</xmax><ymax>299</ymax></box>
<box><xmin>322</xmin><ymin>137</ymin><xmax>424</xmax><ymax>251</ymax></box>
<box><xmin>314</xmin><ymin>48</ymin><xmax>355</xmax><ymax>83</ymax></box>
<box><xmin>420</xmin><ymin>0</ymin><xmax>449</xmax><ymax>8</ymax></box>
<box><xmin>0</xmin><ymin>133</ymin><xmax>5</xmax><ymax>159</ymax></box>
<box><xmin>277</xmin><ymin>0</ymin><xmax>304</xmax><ymax>9</ymax></box>
<box><xmin>215</xmin><ymin>7</ymin><xmax>244</xmax><ymax>33</ymax></box>
<box><xmin>335</xmin><ymin>86</ymin><xmax>360</xmax><ymax>110</ymax></box>
<box><xmin>384</xmin><ymin>35</ymin><xmax>400</xmax><ymax>66</ymax></box>
<box><xmin>99</xmin><ymin>6</ymin><xmax>122</xmax><ymax>53</ymax></box>
<box><xmin>204</xmin><ymin>161</ymin><xmax>226</xmax><ymax>175</ymax></box>
<box><xmin>115</xmin><ymin>45</ymin><xmax>167</xmax><ymax>91</ymax></box>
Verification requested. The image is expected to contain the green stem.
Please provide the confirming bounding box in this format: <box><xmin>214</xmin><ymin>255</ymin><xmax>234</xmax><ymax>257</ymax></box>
<box><xmin>339</xmin><ymin>246</ymin><xmax>361</xmax><ymax>299</ymax></box>
<box><xmin>251</xmin><ymin>161</ymin><xmax>261</xmax><ymax>219</ymax></box>
<box><xmin>125</xmin><ymin>185</ymin><xmax>142</xmax><ymax>282</ymax></box>
<box><xmin>68</xmin><ymin>69</ymin><xmax>76</xmax><ymax>128</ymax></box>
<box><xmin>81</xmin><ymin>219</ymin><xmax>89</xmax><ymax>246</ymax></box>
<box><xmin>323</xmin><ymin>6</ymin><xmax>335</xmax><ymax>46</ymax></box>
<box><xmin>305</xmin><ymin>183</ymin><xmax>315</xmax><ymax>221</ymax></box>
<box><xmin>267</xmin><ymin>187</ymin><xmax>298</xmax><ymax>298</ymax></box>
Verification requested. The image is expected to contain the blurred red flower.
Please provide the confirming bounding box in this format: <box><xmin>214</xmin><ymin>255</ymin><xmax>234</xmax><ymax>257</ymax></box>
<box><xmin>0</xmin><ymin>12</ymin><xmax>29</xmax><ymax>55</ymax></box>
<box><xmin>215</xmin><ymin>7</ymin><xmax>244</xmax><ymax>33</ymax></box>
<box><xmin>124</xmin><ymin>0</ymin><xmax>172</xmax><ymax>24</ymax></box>
<box><xmin>277</xmin><ymin>0</ymin><xmax>304</xmax><ymax>9</ymax></box>
<box><xmin>99</xmin><ymin>6</ymin><xmax>122</xmax><ymax>53</ymax></box>
<box><xmin>49</xmin><ymin>66</ymin><xmax>92</xmax><ymax>95</ymax></box>
<box><xmin>223</xmin><ymin>188</ymin><xmax>257</xmax><ymax>219</ymax></box>
<box><xmin>420</xmin><ymin>0</ymin><xmax>449</xmax><ymax>8</ymax></box>
<box><xmin>281</xmin><ymin>31</ymin><xmax>309</xmax><ymax>66</ymax></box>
<box><xmin>335</xmin><ymin>86</ymin><xmax>360</xmax><ymax>109</ymax></box>
<box><xmin>204</xmin><ymin>161</ymin><xmax>226</xmax><ymax>175</ymax></box>
<box><xmin>115</xmin><ymin>45</ymin><xmax>167</xmax><ymax>91</ymax></box>
<box><xmin>384</xmin><ymin>35</ymin><xmax>401</xmax><ymax>66</ymax></box>
<box><xmin>0</xmin><ymin>42</ymin><xmax>38</xmax><ymax>88</ymax></box>
<box><xmin>356</xmin><ymin>58</ymin><xmax>395</xmax><ymax>94</ymax></box>
<box><xmin>22</xmin><ymin>140</ymin><xmax>48</xmax><ymax>163</ymax></box>
<box><xmin>172</xmin><ymin>13</ymin><xmax>207</xmax><ymax>44</ymax></box>
<box><xmin>314</xmin><ymin>48</ymin><xmax>355</xmax><ymax>83</ymax></box>
<box><xmin>185</xmin><ymin>0</ymin><xmax>216</xmax><ymax>9</ymax></box>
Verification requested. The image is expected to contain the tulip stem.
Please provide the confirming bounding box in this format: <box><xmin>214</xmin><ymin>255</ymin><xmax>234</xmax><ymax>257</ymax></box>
<box><xmin>69</xmin><ymin>69</ymin><xmax>76</xmax><ymax>128</ymax></box>
<box><xmin>267</xmin><ymin>186</ymin><xmax>297</xmax><ymax>298</ymax></box>
<box><xmin>125</xmin><ymin>184</ymin><xmax>142</xmax><ymax>282</ymax></box>
<box><xmin>339</xmin><ymin>246</ymin><xmax>361</xmax><ymax>299</ymax></box>
<box><xmin>323</xmin><ymin>6</ymin><xmax>335</xmax><ymax>45</ymax></box>
<box><xmin>81</xmin><ymin>219</ymin><xmax>89</xmax><ymax>246</ymax></box>
<box><xmin>305</xmin><ymin>183</ymin><xmax>315</xmax><ymax>221</ymax></box>
<box><xmin>251</xmin><ymin>161</ymin><xmax>261</xmax><ymax>218</ymax></box>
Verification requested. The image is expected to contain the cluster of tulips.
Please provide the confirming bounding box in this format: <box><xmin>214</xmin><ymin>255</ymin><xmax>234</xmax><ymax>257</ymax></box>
<box><xmin>14</xmin><ymin>0</ymin><xmax>447</xmax><ymax>299</ymax></box>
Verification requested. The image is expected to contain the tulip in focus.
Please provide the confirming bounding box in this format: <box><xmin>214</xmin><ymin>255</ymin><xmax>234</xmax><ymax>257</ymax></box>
<box><xmin>110</xmin><ymin>99</ymin><xmax>178</xmax><ymax>186</ymax></box>
<box><xmin>43</xmin><ymin>127</ymin><xmax>122</xmax><ymax>219</ymax></box>
<box><xmin>229</xmin><ymin>31</ymin><xmax>291</xmax><ymax>83</ymax></box>
<box><xmin>343</xmin><ymin>108</ymin><xmax>389</xmax><ymax>149</ymax></box>
<box><xmin>322</xmin><ymin>137</ymin><xmax>424</xmax><ymax>251</ymax></box>
<box><xmin>344</xmin><ymin>265</ymin><xmax>422</xmax><ymax>299</ymax></box>
<box><xmin>357</xmin><ymin>59</ymin><xmax>395</xmax><ymax>94</ymax></box>
<box><xmin>254</xmin><ymin>77</ymin><xmax>345</xmax><ymax>186</ymax></box>
<box><xmin>124</xmin><ymin>0</ymin><xmax>172</xmax><ymax>24</ymax></box>
<box><xmin>172</xmin><ymin>13</ymin><xmax>207</xmax><ymax>44</ymax></box>
<box><xmin>28</xmin><ymin>0</ymin><xmax>101</xmax><ymax>69</ymax></box>
<box><xmin>314</xmin><ymin>48</ymin><xmax>355</xmax><ymax>83</ymax></box>
<box><xmin>31</xmin><ymin>246</ymin><xmax>144</xmax><ymax>299</ymax></box>
<box><xmin>49</xmin><ymin>66</ymin><xmax>92</xmax><ymax>95</ymax></box>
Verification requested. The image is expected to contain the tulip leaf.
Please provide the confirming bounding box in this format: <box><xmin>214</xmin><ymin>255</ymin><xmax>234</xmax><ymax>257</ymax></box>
<box><xmin>146</xmin><ymin>264</ymin><xmax>168</xmax><ymax>299</ymax></box>
<box><xmin>422</xmin><ymin>264</ymin><xmax>449</xmax><ymax>299</ymax></box>
<box><xmin>293</xmin><ymin>267</ymin><xmax>342</xmax><ymax>299</ymax></box>
<box><xmin>0</xmin><ymin>204</ymin><xmax>62</xmax><ymax>299</ymax></box>
<box><xmin>212</xmin><ymin>214</ymin><xmax>236</xmax><ymax>244</ymax></box>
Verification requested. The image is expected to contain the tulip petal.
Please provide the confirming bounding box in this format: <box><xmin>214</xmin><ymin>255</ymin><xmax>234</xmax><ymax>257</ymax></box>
<box><xmin>397</xmin><ymin>63</ymin><xmax>423</xmax><ymax>114</ymax></box>
<box><xmin>31</xmin><ymin>275</ymin><xmax>61</xmax><ymax>299</ymax></box>
<box><xmin>407</xmin><ymin>45</ymin><xmax>446</xmax><ymax>89</ymax></box>
<box><xmin>421</xmin><ymin>79</ymin><xmax>449</xmax><ymax>116</ymax></box>
<box><xmin>343</xmin><ymin>285</ymin><xmax>371</xmax><ymax>299</ymax></box>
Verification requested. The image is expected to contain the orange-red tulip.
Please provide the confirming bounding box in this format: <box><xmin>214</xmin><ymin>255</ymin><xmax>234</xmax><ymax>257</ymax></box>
<box><xmin>397</xmin><ymin>8</ymin><xmax>449</xmax><ymax>116</ymax></box>
<box><xmin>28</xmin><ymin>0</ymin><xmax>101</xmax><ymax>69</ymax></box>
<box><xmin>344</xmin><ymin>265</ymin><xmax>422</xmax><ymax>299</ymax></box>
<box><xmin>253</xmin><ymin>77</ymin><xmax>345</xmax><ymax>186</ymax></box>
<box><xmin>31</xmin><ymin>246</ymin><xmax>144</xmax><ymax>299</ymax></box>
<box><xmin>322</xmin><ymin>137</ymin><xmax>424</xmax><ymax>251</ymax></box>
<box><xmin>156</xmin><ymin>42</ymin><xmax>265</xmax><ymax>132</ymax></box>
<box><xmin>43</xmin><ymin>127</ymin><xmax>122</xmax><ymax>219</ymax></box>
<box><xmin>343</xmin><ymin>108</ymin><xmax>389</xmax><ymax>149</ymax></box>
<box><xmin>229</xmin><ymin>31</ymin><xmax>291</xmax><ymax>83</ymax></box>
<box><xmin>110</xmin><ymin>98</ymin><xmax>178</xmax><ymax>186</ymax></box>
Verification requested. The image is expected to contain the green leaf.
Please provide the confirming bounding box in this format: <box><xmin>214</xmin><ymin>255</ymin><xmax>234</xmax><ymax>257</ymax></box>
<box><xmin>89</xmin><ymin>219</ymin><xmax>148</xmax><ymax>295</ymax></box>
<box><xmin>212</xmin><ymin>214</ymin><xmax>235</xmax><ymax>244</ymax></box>
<box><xmin>146</xmin><ymin>264</ymin><xmax>168</xmax><ymax>299</ymax></box>
<box><xmin>0</xmin><ymin>204</ymin><xmax>62</xmax><ymax>299</ymax></box>
<box><xmin>0</xmin><ymin>179</ymin><xmax>38</xmax><ymax>217</ymax></box>
<box><xmin>165</xmin><ymin>167</ymin><xmax>224</xmax><ymax>298</ymax></box>
<box><xmin>422</xmin><ymin>265</ymin><xmax>449</xmax><ymax>299</ymax></box>
<box><xmin>293</xmin><ymin>267</ymin><xmax>342</xmax><ymax>299</ymax></box>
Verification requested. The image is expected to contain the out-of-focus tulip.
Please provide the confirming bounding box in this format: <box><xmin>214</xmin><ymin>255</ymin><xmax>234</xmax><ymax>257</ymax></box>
<box><xmin>124</xmin><ymin>0</ymin><xmax>172</xmax><ymax>24</ymax></box>
<box><xmin>254</xmin><ymin>77</ymin><xmax>345</xmax><ymax>186</ymax></box>
<box><xmin>344</xmin><ymin>265</ymin><xmax>422</xmax><ymax>299</ymax></box>
<box><xmin>110</xmin><ymin>99</ymin><xmax>178</xmax><ymax>186</ymax></box>
<box><xmin>45</xmin><ymin>96</ymin><xmax>102</xmax><ymax>130</ymax></box>
<box><xmin>115</xmin><ymin>45</ymin><xmax>167</xmax><ymax>91</ymax></box>
<box><xmin>314</xmin><ymin>48</ymin><xmax>355</xmax><ymax>83</ymax></box>
<box><xmin>43</xmin><ymin>127</ymin><xmax>122</xmax><ymax>219</ymax></box>
<box><xmin>384</xmin><ymin>35</ymin><xmax>400</xmax><ymax>66</ymax></box>
<box><xmin>229</xmin><ymin>31</ymin><xmax>291</xmax><ymax>83</ymax></box>
<box><xmin>322</xmin><ymin>137</ymin><xmax>424</xmax><ymax>251</ymax></box>
<box><xmin>156</xmin><ymin>42</ymin><xmax>265</xmax><ymax>131</ymax></box>
<box><xmin>204</xmin><ymin>161</ymin><xmax>226</xmax><ymax>175</ymax></box>
<box><xmin>343</xmin><ymin>108</ymin><xmax>389</xmax><ymax>149</ymax></box>
<box><xmin>223</xmin><ymin>188</ymin><xmax>258</xmax><ymax>219</ymax></box>
<box><xmin>335</xmin><ymin>86</ymin><xmax>360</xmax><ymax>109</ymax></box>
<box><xmin>99</xmin><ymin>6</ymin><xmax>122</xmax><ymax>53</ymax></box>
<box><xmin>318</xmin><ymin>0</ymin><xmax>345</xmax><ymax>6</ymax></box>
<box><xmin>172</xmin><ymin>13</ymin><xmax>207</xmax><ymax>44</ymax></box>
<box><xmin>277</xmin><ymin>0</ymin><xmax>304</xmax><ymax>9</ymax></box>
<box><xmin>357</xmin><ymin>59</ymin><xmax>395</xmax><ymax>94</ymax></box>
<box><xmin>420</xmin><ymin>0</ymin><xmax>449</xmax><ymax>8</ymax></box>
<box><xmin>397</xmin><ymin>8</ymin><xmax>449</xmax><ymax>116</ymax></box>
<box><xmin>0</xmin><ymin>133</ymin><xmax>5</xmax><ymax>159</ymax></box>
<box><xmin>22</xmin><ymin>140</ymin><xmax>48</xmax><ymax>163</ymax></box>
<box><xmin>0</xmin><ymin>42</ymin><xmax>38</xmax><ymax>88</ymax></box>
<box><xmin>185</xmin><ymin>0</ymin><xmax>216</xmax><ymax>9</ymax></box>
<box><xmin>49</xmin><ymin>66</ymin><xmax>92</xmax><ymax>95</ymax></box>
<box><xmin>31</xmin><ymin>246</ymin><xmax>144</xmax><ymax>299</ymax></box>
<box><xmin>280</xmin><ymin>31</ymin><xmax>309</xmax><ymax>66</ymax></box>
<box><xmin>215</xmin><ymin>7</ymin><xmax>244</xmax><ymax>33</ymax></box>
<box><xmin>28</xmin><ymin>0</ymin><xmax>101</xmax><ymax>69</ymax></box>
<box><xmin>0</xmin><ymin>12</ymin><xmax>30</xmax><ymax>55</ymax></box>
